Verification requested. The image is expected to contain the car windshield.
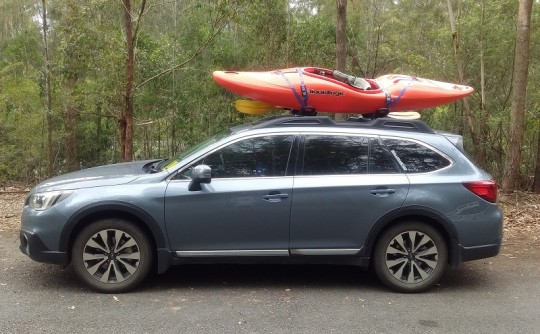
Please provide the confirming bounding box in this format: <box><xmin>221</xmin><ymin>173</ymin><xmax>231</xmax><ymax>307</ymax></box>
<box><xmin>158</xmin><ymin>128</ymin><xmax>233</xmax><ymax>171</ymax></box>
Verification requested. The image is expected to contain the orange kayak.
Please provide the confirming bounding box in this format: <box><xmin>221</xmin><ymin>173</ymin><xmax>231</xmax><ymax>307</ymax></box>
<box><xmin>212</xmin><ymin>67</ymin><xmax>474</xmax><ymax>114</ymax></box>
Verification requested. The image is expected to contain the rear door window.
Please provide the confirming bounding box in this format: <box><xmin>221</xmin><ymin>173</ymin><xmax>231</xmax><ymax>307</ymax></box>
<box><xmin>301</xmin><ymin>135</ymin><xmax>400</xmax><ymax>175</ymax></box>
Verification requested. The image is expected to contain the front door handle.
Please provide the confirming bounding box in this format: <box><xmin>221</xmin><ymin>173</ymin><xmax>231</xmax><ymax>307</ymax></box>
<box><xmin>370</xmin><ymin>187</ymin><xmax>396</xmax><ymax>197</ymax></box>
<box><xmin>263</xmin><ymin>192</ymin><xmax>289</xmax><ymax>202</ymax></box>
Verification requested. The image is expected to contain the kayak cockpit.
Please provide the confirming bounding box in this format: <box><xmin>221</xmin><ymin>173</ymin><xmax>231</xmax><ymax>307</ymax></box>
<box><xmin>302</xmin><ymin>67</ymin><xmax>381</xmax><ymax>92</ymax></box>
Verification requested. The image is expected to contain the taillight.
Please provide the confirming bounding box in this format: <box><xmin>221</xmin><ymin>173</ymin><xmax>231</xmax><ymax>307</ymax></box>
<box><xmin>463</xmin><ymin>181</ymin><xmax>497</xmax><ymax>203</ymax></box>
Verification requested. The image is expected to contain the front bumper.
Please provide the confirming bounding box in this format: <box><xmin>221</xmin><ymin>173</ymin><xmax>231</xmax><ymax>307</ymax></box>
<box><xmin>19</xmin><ymin>230</ymin><xmax>68</xmax><ymax>265</ymax></box>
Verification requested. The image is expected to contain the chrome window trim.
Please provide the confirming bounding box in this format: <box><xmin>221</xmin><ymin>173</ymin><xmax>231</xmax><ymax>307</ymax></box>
<box><xmin>292</xmin><ymin>173</ymin><xmax>403</xmax><ymax>180</ymax></box>
<box><xmin>168</xmin><ymin>175</ymin><xmax>295</xmax><ymax>183</ymax></box>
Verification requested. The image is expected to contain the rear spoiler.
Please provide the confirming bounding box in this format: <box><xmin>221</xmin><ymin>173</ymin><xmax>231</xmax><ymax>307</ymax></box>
<box><xmin>438</xmin><ymin>131</ymin><xmax>465</xmax><ymax>154</ymax></box>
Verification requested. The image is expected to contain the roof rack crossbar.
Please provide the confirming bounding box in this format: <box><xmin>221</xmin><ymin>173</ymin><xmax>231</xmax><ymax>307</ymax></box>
<box><xmin>251</xmin><ymin>115</ymin><xmax>434</xmax><ymax>134</ymax></box>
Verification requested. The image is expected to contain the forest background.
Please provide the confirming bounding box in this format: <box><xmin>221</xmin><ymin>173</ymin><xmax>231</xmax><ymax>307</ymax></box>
<box><xmin>0</xmin><ymin>0</ymin><xmax>539</xmax><ymax>192</ymax></box>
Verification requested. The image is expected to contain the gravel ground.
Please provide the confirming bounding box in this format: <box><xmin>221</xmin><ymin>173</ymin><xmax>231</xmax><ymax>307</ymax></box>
<box><xmin>498</xmin><ymin>192</ymin><xmax>540</xmax><ymax>244</ymax></box>
<box><xmin>0</xmin><ymin>191</ymin><xmax>26</xmax><ymax>234</ymax></box>
<box><xmin>1</xmin><ymin>186</ymin><xmax>538</xmax><ymax>334</ymax></box>
<box><xmin>2</xmin><ymin>187</ymin><xmax>539</xmax><ymax>244</ymax></box>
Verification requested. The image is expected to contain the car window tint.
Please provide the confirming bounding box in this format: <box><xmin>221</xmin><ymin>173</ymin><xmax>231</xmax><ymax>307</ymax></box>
<box><xmin>369</xmin><ymin>138</ymin><xmax>401</xmax><ymax>174</ymax></box>
<box><xmin>302</xmin><ymin>135</ymin><xmax>369</xmax><ymax>175</ymax></box>
<box><xmin>189</xmin><ymin>135</ymin><xmax>294</xmax><ymax>178</ymax></box>
<box><xmin>383</xmin><ymin>138</ymin><xmax>451</xmax><ymax>173</ymax></box>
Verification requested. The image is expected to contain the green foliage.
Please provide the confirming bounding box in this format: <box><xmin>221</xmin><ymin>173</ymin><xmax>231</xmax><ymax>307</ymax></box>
<box><xmin>0</xmin><ymin>22</ymin><xmax>44</xmax><ymax>182</ymax></box>
<box><xmin>0</xmin><ymin>110</ymin><xmax>45</xmax><ymax>182</ymax></box>
<box><xmin>0</xmin><ymin>0</ymin><xmax>539</xmax><ymax>188</ymax></box>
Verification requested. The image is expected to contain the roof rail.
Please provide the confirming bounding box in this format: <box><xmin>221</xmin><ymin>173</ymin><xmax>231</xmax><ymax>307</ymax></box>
<box><xmin>250</xmin><ymin>115</ymin><xmax>435</xmax><ymax>134</ymax></box>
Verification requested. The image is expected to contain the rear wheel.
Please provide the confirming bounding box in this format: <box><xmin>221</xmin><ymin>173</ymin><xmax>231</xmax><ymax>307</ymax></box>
<box><xmin>373</xmin><ymin>222</ymin><xmax>447</xmax><ymax>293</ymax></box>
<box><xmin>72</xmin><ymin>219</ymin><xmax>153</xmax><ymax>293</ymax></box>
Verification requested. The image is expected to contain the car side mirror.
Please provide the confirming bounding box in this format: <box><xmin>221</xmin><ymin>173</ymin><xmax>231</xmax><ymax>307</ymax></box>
<box><xmin>188</xmin><ymin>165</ymin><xmax>212</xmax><ymax>191</ymax></box>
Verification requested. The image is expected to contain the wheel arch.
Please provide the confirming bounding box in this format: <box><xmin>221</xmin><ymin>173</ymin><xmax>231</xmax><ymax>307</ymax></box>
<box><xmin>59</xmin><ymin>201</ymin><xmax>170</xmax><ymax>271</ymax></box>
<box><xmin>363</xmin><ymin>206</ymin><xmax>461</xmax><ymax>268</ymax></box>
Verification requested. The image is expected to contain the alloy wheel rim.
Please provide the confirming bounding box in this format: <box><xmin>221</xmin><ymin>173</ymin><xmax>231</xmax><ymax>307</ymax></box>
<box><xmin>384</xmin><ymin>230</ymin><xmax>438</xmax><ymax>284</ymax></box>
<box><xmin>82</xmin><ymin>229</ymin><xmax>141</xmax><ymax>284</ymax></box>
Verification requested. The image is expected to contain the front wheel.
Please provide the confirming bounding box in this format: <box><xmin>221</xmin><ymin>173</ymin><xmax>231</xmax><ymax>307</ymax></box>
<box><xmin>373</xmin><ymin>222</ymin><xmax>448</xmax><ymax>293</ymax></box>
<box><xmin>71</xmin><ymin>219</ymin><xmax>153</xmax><ymax>293</ymax></box>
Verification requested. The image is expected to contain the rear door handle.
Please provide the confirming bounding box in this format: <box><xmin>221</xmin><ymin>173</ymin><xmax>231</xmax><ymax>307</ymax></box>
<box><xmin>370</xmin><ymin>187</ymin><xmax>396</xmax><ymax>196</ymax></box>
<box><xmin>263</xmin><ymin>193</ymin><xmax>289</xmax><ymax>202</ymax></box>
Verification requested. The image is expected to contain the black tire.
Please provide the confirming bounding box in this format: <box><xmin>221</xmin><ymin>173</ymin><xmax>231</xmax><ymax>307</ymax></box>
<box><xmin>71</xmin><ymin>219</ymin><xmax>153</xmax><ymax>293</ymax></box>
<box><xmin>373</xmin><ymin>221</ymin><xmax>448</xmax><ymax>293</ymax></box>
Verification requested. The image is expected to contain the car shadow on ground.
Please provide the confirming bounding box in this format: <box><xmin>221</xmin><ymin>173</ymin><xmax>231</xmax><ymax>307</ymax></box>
<box><xmin>142</xmin><ymin>264</ymin><xmax>383</xmax><ymax>292</ymax></box>
<box><xmin>19</xmin><ymin>261</ymin><xmax>496</xmax><ymax>294</ymax></box>
<box><xmin>436</xmin><ymin>262</ymin><xmax>498</xmax><ymax>292</ymax></box>
<box><xmin>141</xmin><ymin>261</ymin><xmax>496</xmax><ymax>294</ymax></box>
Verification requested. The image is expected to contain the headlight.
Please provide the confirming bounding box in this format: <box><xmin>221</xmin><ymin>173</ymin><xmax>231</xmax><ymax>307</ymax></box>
<box><xmin>28</xmin><ymin>191</ymin><xmax>73</xmax><ymax>211</ymax></box>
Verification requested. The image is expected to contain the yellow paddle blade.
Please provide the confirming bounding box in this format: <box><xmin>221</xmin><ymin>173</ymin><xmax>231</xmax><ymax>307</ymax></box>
<box><xmin>387</xmin><ymin>111</ymin><xmax>421</xmax><ymax>120</ymax></box>
<box><xmin>235</xmin><ymin>100</ymin><xmax>276</xmax><ymax>115</ymax></box>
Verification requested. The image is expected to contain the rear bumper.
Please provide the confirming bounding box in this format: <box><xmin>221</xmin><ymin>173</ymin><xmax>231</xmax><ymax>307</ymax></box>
<box><xmin>19</xmin><ymin>230</ymin><xmax>68</xmax><ymax>265</ymax></box>
<box><xmin>459</xmin><ymin>238</ymin><xmax>502</xmax><ymax>262</ymax></box>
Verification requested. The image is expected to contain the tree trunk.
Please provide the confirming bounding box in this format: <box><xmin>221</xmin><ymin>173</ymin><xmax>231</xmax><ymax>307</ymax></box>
<box><xmin>64</xmin><ymin>77</ymin><xmax>78</xmax><ymax>172</ymax></box>
<box><xmin>446</xmin><ymin>0</ymin><xmax>485</xmax><ymax>168</ymax></box>
<box><xmin>95</xmin><ymin>104</ymin><xmax>102</xmax><ymax>163</ymax></box>
<box><xmin>480</xmin><ymin>1</ymin><xmax>486</xmax><ymax>115</ymax></box>
<box><xmin>533</xmin><ymin>130</ymin><xmax>540</xmax><ymax>193</ymax></box>
<box><xmin>478</xmin><ymin>0</ymin><xmax>489</xmax><ymax>169</ymax></box>
<box><xmin>56</xmin><ymin>0</ymin><xmax>84</xmax><ymax>172</ymax></box>
<box><xmin>335</xmin><ymin>0</ymin><xmax>347</xmax><ymax>121</ymax></box>
<box><xmin>41</xmin><ymin>0</ymin><xmax>53</xmax><ymax>177</ymax></box>
<box><xmin>121</xmin><ymin>0</ymin><xmax>135</xmax><ymax>162</ymax></box>
<box><xmin>502</xmin><ymin>0</ymin><xmax>533</xmax><ymax>192</ymax></box>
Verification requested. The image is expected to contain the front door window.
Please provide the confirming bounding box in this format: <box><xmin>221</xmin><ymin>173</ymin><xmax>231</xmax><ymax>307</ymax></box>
<box><xmin>165</xmin><ymin>135</ymin><xmax>295</xmax><ymax>252</ymax></box>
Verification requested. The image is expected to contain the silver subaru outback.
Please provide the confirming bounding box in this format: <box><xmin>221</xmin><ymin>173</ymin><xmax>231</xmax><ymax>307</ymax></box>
<box><xmin>20</xmin><ymin>116</ymin><xmax>502</xmax><ymax>293</ymax></box>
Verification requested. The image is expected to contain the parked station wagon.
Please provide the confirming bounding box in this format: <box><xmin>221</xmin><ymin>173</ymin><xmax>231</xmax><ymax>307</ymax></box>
<box><xmin>20</xmin><ymin>116</ymin><xmax>503</xmax><ymax>293</ymax></box>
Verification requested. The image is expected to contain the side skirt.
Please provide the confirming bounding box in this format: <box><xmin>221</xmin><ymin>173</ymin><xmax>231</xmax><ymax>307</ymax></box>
<box><xmin>170</xmin><ymin>249</ymin><xmax>369</xmax><ymax>267</ymax></box>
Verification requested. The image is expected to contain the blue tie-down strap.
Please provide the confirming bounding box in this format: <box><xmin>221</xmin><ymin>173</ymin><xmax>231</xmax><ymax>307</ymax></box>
<box><xmin>386</xmin><ymin>79</ymin><xmax>413</xmax><ymax>111</ymax></box>
<box><xmin>278</xmin><ymin>69</ymin><xmax>309</xmax><ymax>111</ymax></box>
<box><xmin>382</xmin><ymin>87</ymin><xmax>391</xmax><ymax>109</ymax></box>
<box><xmin>296</xmin><ymin>68</ymin><xmax>309</xmax><ymax>107</ymax></box>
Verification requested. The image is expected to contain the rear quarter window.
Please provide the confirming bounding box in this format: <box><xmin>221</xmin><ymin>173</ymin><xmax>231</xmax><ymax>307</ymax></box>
<box><xmin>383</xmin><ymin>138</ymin><xmax>451</xmax><ymax>173</ymax></box>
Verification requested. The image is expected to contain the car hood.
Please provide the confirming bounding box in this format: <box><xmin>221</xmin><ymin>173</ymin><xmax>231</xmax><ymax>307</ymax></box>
<box><xmin>35</xmin><ymin>160</ymin><xmax>157</xmax><ymax>192</ymax></box>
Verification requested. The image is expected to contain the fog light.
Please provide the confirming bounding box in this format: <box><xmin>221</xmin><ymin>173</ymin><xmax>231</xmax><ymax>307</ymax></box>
<box><xmin>20</xmin><ymin>233</ymin><xmax>29</xmax><ymax>253</ymax></box>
